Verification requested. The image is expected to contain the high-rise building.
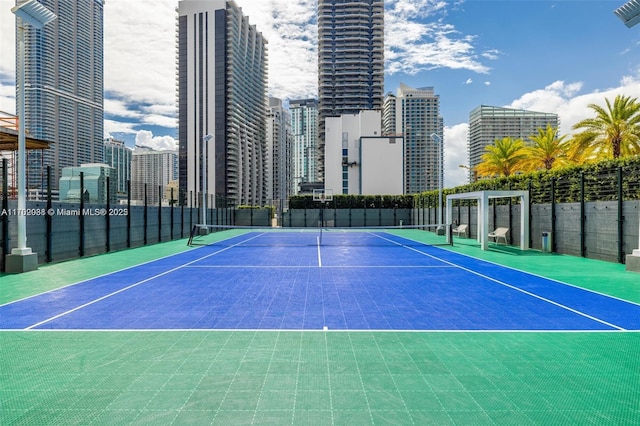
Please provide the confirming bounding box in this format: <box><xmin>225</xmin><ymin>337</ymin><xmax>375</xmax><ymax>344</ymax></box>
<box><xmin>18</xmin><ymin>0</ymin><xmax>104</xmax><ymax>191</ymax></box>
<box><xmin>289</xmin><ymin>99</ymin><xmax>319</xmax><ymax>194</ymax></box>
<box><xmin>468</xmin><ymin>106</ymin><xmax>559</xmax><ymax>181</ymax></box>
<box><xmin>58</xmin><ymin>163</ymin><xmax>116</xmax><ymax>204</ymax></box>
<box><xmin>384</xmin><ymin>84</ymin><xmax>443</xmax><ymax>194</ymax></box>
<box><xmin>130</xmin><ymin>147</ymin><xmax>178</xmax><ymax>205</ymax></box>
<box><xmin>325</xmin><ymin>110</ymin><xmax>403</xmax><ymax>195</ymax></box>
<box><xmin>317</xmin><ymin>0</ymin><xmax>384</xmax><ymax>181</ymax></box>
<box><xmin>177</xmin><ymin>0</ymin><xmax>268</xmax><ymax>208</ymax></box>
<box><xmin>103</xmin><ymin>137</ymin><xmax>132</xmax><ymax>196</ymax></box>
<box><xmin>266</xmin><ymin>97</ymin><xmax>292</xmax><ymax>214</ymax></box>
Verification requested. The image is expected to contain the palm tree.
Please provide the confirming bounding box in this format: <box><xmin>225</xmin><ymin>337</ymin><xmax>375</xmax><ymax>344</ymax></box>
<box><xmin>571</xmin><ymin>95</ymin><xmax>640</xmax><ymax>159</ymax></box>
<box><xmin>522</xmin><ymin>124</ymin><xmax>573</xmax><ymax>171</ymax></box>
<box><xmin>475</xmin><ymin>137</ymin><xmax>528</xmax><ymax>178</ymax></box>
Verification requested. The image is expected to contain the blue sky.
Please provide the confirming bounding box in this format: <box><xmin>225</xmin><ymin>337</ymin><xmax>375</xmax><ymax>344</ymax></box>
<box><xmin>1</xmin><ymin>0</ymin><xmax>639</xmax><ymax>187</ymax></box>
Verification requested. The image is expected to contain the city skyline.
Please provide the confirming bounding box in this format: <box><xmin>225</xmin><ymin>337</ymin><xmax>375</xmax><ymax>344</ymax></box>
<box><xmin>1</xmin><ymin>0</ymin><xmax>640</xmax><ymax>188</ymax></box>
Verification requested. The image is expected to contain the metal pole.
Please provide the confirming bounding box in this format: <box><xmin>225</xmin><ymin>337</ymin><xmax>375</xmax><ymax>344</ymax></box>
<box><xmin>15</xmin><ymin>24</ymin><xmax>28</xmax><ymax>253</ymax></box>
<box><xmin>202</xmin><ymin>136</ymin><xmax>207</xmax><ymax>226</ymax></box>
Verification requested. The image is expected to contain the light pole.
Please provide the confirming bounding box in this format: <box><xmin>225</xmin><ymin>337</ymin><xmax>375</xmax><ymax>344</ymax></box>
<box><xmin>459</xmin><ymin>164</ymin><xmax>477</xmax><ymax>183</ymax></box>
<box><xmin>201</xmin><ymin>134</ymin><xmax>213</xmax><ymax>229</ymax></box>
<box><xmin>615</xmin><ymin>0</ymin><xmax>640</xmax><ymax>28</ymax></box>
<box><xmin>7</xmin><ymin>0</ymin><xmax>56</xmax><ymax>273</ymax></box>
<box><xmin>615</xmin><ymin>1</ymin><xmax>640</xmax><ymax>272</ymax></box>
<box><xmin>430</xmin><ymin>133</ymin><xmax>443</xmax><ymax>228</ymax></box>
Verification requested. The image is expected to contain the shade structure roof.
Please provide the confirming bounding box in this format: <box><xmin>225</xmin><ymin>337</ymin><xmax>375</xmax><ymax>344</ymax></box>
<box><xmin>0</xmin><ymin>126</ymin><xmax>53</xmax><ymax>151</ymax></box>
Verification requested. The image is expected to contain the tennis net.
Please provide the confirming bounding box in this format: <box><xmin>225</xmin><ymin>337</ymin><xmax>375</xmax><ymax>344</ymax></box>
<box><xmin>187</xmin><ymin>224</ymin><xmax>453</xmax><ymax>247</ymax></box>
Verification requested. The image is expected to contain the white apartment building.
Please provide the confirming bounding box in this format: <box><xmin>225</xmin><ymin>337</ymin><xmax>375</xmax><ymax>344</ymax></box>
<box><xmin>266</xmin><ymin>98</ymin><xmax>292</xmax><ymax>213</ymax></box>
<box><xmin>325</xmin><ymin>110</ymin><xmax>403</xmax><ymax>195</ymax></box>
<box><xmin>468</xmin><ymin>106</ymin><xmax>559</xmax><ymax>180</ymax></box>
<box><xmin>384</xmin><ymin>84</ymin><xmax>443</xmax><ymax>194</ymax></box>
<box><xmin>131</xmin><ymin>148</ymin><xmax>178</xmax><ymax>205</ymax></box>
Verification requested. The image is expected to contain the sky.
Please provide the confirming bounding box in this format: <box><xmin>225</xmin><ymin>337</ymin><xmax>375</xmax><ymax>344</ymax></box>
<box><xmin>1</xmin><ymin>0</ymin><xmax>640</xmax><ymax>188</ymax></box>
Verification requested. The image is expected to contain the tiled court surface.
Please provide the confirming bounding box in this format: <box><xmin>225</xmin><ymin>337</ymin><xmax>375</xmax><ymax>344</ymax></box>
<box><xmin>2</xmin><ymin>331</ymin><xmax>639</xmax><ymax>425</ymax></box>
<box><xmin>2</xmin><ymin>234</ymin><xmax>640</xmax><ymax>425</ymax></box>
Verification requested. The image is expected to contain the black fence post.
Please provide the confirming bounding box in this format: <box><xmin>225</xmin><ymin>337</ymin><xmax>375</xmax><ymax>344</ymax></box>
<box><xmin>158</xmin><ymin>185</ymin><xmax>162</xmax><ymax>243</ymax></box>
<box><xmin>46</xmin><ymin>166</ymin><xmax>52</xmax><ymax>263</ymax></box>
<box><xmin>528</xmin><ymin>179</ymin><xmax>533</xmax><ymax>248</ymax></box>
<box><xmin>618</xmin><ymin>167</ymin><xmax>624</xmax><ymax>264</ymax></box>
<box><xmin>106</xmin><ymin>176</ymin><xmax>111</xmax><ymax>253</ymax></box>
<box><xmin>180</xmin><ymin>190</ymin><xmax>184</xmax><ymax>239</ymax></box>
<box><xmin>79</xmin><ymin>172</ymin><xmax>85</xmax><ymax>257</ymax></box>
<box><xmin>189</xmin><ymin>191</ymin><xmax>193</xmax><ymax>230</ymax></box>
<box><xmin>551</xmin><ymin>177</ymin><xmax>556</xmax><ymax>252</ymax></box>
<box><xmin>144</xmin><ymin>183</ymin><xmax>148</xmax><ymax>245</ymax></box>
<box><xmin>127</xmin><ymin>180</ymin><xmax>131</xmax><ymax>248</ymax></box>
<box><xmin>580</xmin><ymin>173</ymin><xmax>586</xmax><ymax>257</ymax></box>
<box><xmin>170</xmin><ymin>187</ymin><xmax>175</xmax><ymax>240</ymax></box>
<box><xmin>1</xmin><ymin>159</ymin><xmax>8</xmax><ymax>272</ymax></box>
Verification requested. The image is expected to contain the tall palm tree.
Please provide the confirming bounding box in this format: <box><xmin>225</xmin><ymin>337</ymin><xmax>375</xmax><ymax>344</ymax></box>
<box><xmin>571</xmin><ymin>94</ymin><xmax>640</xmax><ymax>159</ymax></box>
<box><xmin>475</xmin><ymin>137</ymin><xmax>528</xmax><ymax>178</ymax></box>
<box><xmin>522</xmin><ymin>124</ymin><xmax>572</xmax><ymax>171</ymax></box>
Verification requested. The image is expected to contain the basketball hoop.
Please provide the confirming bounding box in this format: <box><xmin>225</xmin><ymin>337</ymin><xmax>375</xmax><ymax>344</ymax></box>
<box><xmin>313</xmin><ymin>189</ymin><xmax>333</xmax><ymax>204</ymax></box>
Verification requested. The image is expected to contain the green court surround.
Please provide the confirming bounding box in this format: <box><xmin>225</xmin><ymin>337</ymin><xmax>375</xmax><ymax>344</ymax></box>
<box><xmin>1</xmin><ymin>233</ymin><xmax>639</xmax><ymax>425</ymax></box>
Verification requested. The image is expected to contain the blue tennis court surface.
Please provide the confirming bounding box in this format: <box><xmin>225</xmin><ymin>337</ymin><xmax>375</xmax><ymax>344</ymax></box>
<box><xmin>2</xmin><ymin>230</ymin><xmax>639</xmax><ymax>331</ymax></box>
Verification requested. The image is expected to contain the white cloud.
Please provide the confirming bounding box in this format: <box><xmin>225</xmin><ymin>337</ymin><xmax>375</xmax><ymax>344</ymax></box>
<box><xmin>465</xmin><ymin>78</ymin><xmax>473</xmax><ymax>85</ymax></box>
<box><xmin>507</xmin><ymin>75</ymin><xmax>640</xmax><ymax>135</ymax></box>
<box><xmin>104</xmin><ymin>120</ymin><xmax>137</xmax><ymax>136</ymax></box>
<box><xmin>443</xmin><ymin>123</ymin><xmax>469</xmax><ymax>188</ymax></box>
<box><xmin>0</xmin><ymin>79</ymin><xmax>14</xmax><ymax>114</ymax></box>
<box><xmin>0</xmin><ymin>0</ymin><xmax>496</xmax><ymax>128</ymax></box>
<box><xmin>134</xmin><ymin>130</ymin><xmax>177</xmax><ymax>151</ymax></box>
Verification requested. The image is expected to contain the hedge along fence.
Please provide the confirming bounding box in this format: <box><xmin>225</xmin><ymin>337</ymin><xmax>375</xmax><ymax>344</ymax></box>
<box><xmin>288</xmin><ymin>194</ymin><xmax>415</xmax><ymax>209</ymax></box>
<box><xmin>415</xmin><ymin>157</ymin><xmax>640</xmax><ymax>264</ymax></box>
<box><xmin>285</xmin><ymin>157</ymin><xmax>640</xmax><ymax>263</ymax></box>
<box><xmin>416</xmin><ymin>157</ymin><xmax>640</xmax><ymax>206</ymax></box>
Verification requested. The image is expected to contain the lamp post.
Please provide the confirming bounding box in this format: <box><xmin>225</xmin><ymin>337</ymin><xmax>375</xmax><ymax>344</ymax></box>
<box><xmin>7</xmin><ymin>0</ymin><xmax>56</xmax><ymax>273</ymax></box>
<box><xmin>201</xmin><ymin>134</ymin><xmax>213</xmax><ymax>229</ymax></box>
<box><xmin>614</xmin><ymin>0</ymin><xmax>640</xmax><ymax>28</ymax></box>
<box><xmin>459</xmin><ymin>164</ymin><xmax>477</xmax><ymax>183</ymax></box>
<box><xmin>430</xmin><ymin>133</ymin><xmax>443</xmax><ymax>228</ymax></box>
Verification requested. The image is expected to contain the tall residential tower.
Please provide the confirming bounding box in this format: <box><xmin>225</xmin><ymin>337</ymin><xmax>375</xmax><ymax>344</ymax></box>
<box><xmin>384</xmin><ymin>84</ymin><xmax>443</xmax><ymax>194</ymax></box>
<box><xmin>177</xmin><ymin>0</ymin><xmax>268</xmax><ymax>207</ymax></box>
<box><xmin>318</xmin><ymin>0</ymin><xmax>384</xmax><ymax>181</ymax></box>
<box><xmin>17</xmin><ymin>0</ymin><xmax>104</xmax><ymax>191</ymax></box>
<box><xmin>289</xmin><ymin>99</ymin><xmax>319</xmax><ymax>194</ymax></box>
<box><xmin>468</xmin><ymin>106</ymin><xmax>559</xmax><ymax>181</ymax></box>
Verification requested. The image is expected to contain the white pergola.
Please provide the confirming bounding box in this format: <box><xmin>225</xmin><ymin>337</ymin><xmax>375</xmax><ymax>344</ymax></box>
<box><xmin>446</xmin><ymin>190</ymin><xmax>530</xmax><ymax>250</ymax></box>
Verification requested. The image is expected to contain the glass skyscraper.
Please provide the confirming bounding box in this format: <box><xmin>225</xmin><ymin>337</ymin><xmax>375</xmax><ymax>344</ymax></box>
<box><xmin>177</xmin><ymin>0</ymin><xmax>268</xmax><ymax>208</ymax></box>
<box><xmin>103</xmin><ymin>137</ymin><xmax>132</xmax><ymax>196</ymax></box>
<box><xmin>317</xmin><ymin>0</ymin><xmax>384</xmax><ymax>182</ymax></box>
<box><xmin>17</xmin><ymin>0</ymin><xmax>104</xmax><ymax>191</ymax></box>
<box><xmin>289</xmin><ymin>99</ymin><xmax>319</xmax><ymax>194</ymax></box>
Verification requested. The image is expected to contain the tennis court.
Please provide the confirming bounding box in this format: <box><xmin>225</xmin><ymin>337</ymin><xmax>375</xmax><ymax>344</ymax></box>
<box><xmin>1</xmin><ymin>228</ymin><xmax>639</xmax><ymax>424</ymax></box>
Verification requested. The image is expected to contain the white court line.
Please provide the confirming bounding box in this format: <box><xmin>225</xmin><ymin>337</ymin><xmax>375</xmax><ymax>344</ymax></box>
<box><xmin>373</xmin><ymin>233</ymin><xmax>626</xmax><ymax>331</ymax></box>
<box><xmin>24</xmin><ymin>234</ymin><xmax>265</xmax><ymax>330</ymax></box>
<box><xmin>6</xmin><ymin>328</ymin><xmax>636</xmax><ymax>333</ymax></box>
<box><xmin>183</xmin><ymin>265</ymin><xmax>455</xmax><ymax>268</ymax></box>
